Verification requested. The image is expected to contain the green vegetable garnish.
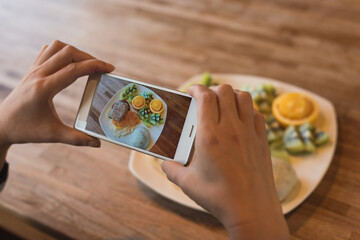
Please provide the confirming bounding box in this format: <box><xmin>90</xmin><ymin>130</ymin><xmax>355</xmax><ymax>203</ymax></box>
<box><xmin>200</xmin><ymin>72</ymin><xmax>212</xmax><ymax>87</ymax></box>
<box><xmin>149</xmin><ymin>113</ymin><xmax>164</xmax><ymax>126</ymax></box>
<box><xmin>142</xmin><ymin>91</ymin><xmax>154</xmax><ymax>105</ymax></box>
<box><xmin>182</xmin><ymin>72</ymin><xmax>217</xmax><ymax>92</ymax></box>
<box><xmin>138</xmin><ymin>107</ymin><xmax>151</xmax><ymax>121</ymax></box>
<box><xmin>120</xmin><ymin>84</ymin><xmax>138</xmax><ymax>102</ymax></box>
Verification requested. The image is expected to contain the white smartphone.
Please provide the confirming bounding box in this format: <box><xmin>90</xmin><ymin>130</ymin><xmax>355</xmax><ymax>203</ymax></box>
<box><xmin>74</xmin><ymin>73</ymin><xmax>197</xmax><ymax>165</ymax></box>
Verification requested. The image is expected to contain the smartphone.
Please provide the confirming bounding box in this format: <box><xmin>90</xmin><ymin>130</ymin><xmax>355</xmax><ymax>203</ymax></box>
<box><xmin>74</xmin><ymin>73</ymin><xmax>197</xmax><ymax>165</ymax></box>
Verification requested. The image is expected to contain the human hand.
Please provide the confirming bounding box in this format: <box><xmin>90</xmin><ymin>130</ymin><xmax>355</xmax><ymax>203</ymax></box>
<box><xmin>0</xmin><ymin>40</ymin><xmax>114</xmax><ymax>150</ymax></box>
<box><xmin>161</xmin><ymin>84</ymin><xmax>290</xmax><ymax>239</ymax></box>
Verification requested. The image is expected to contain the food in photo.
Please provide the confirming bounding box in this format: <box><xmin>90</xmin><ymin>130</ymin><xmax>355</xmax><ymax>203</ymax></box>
<box><xmin>130</xmin><ymin>127</ymin><xmax>151</xmax><ymax>149</ymax></box>
<box><xmin>99</xmin><ymin>82</ymin><xmax>168</xmax><ymax>151</ymax></box>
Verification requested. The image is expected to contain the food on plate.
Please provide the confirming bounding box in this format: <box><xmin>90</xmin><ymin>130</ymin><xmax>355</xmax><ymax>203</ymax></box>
<box><xmin>181</xmin><ymin>72</ymin><xmax>218</xmax><ymax>92</ymax></box>
<box><xmin>102</xmin><ymin>83</ymin><xmax>167</xmax><ymax>153</ymax></box>
<box><xmin>265</xmin><ymin>115</ymin><xmax>283</xmax><ymax>144</ymax></box>
<box><xmin>118</xmin><ymin>87</ymin><xmax>166</xmax><ymax>128</ymax></box>
<box><xmin>138</xmin><ymin>103</ymin><xmax>165</xmax><ymax>127</ymax></box>
<box><xmin>149</xmin><ymin>99</ymin><xmax>164</xmax><ymax>114</ymax></box>
<box><xmin>110</xmin><ymin>111</ymin><xmax>140</xmax><ymax>137</ymax></box>
<box><xmin>272</xmin><ymin>92</ymin><xmax>319</xmax><ymax>127</ymax></box>
<box><xmin>120</xmin><ymin>83</ymin><xmax>138</xmax><ymax>102</ymax></box>
<box><xmin>130</xmin><ymin>127</ymin><xmax>151</xmax><ymax>149</ymax></box>
<box><xmin>270</xmin><ymin>141</ymin><xmax>289</xmax><ymax>161</ymax></box>
<box><xmin>138</xmin><ymin>107</ymin><xmax>152</xmax><ymax>128</ymax></box>
<box><xmin>108</xmin><ymin>100</ymin><xmax>130</xmax><ymax>122</ymax></box>
<box><xmin>283</xmin><ymin>122</ymin><xmax>329</xmax><ymax>154</ymax></box>
<box><xmin>142</xmin><ymin>91</ymin><xmax>154</xmax><ymax>105</ymax></box>
<box><xmin>138</xmin><ymin>106</ymin><xmax>151</xmax><ymax>121</ymax></box>
<box><xmin>283</xmin><ymin>126</ymin><xmax>305</xmax><ymax>154</ymax></box>
<box><xmin>314</xmin><ymin>130</ymin><xmax>330</xmax><ymax>146</ymax></box>
<box><xmin>243</xmin><ymin>83</ymin><xmax>277</xmax><ymax>114</ymax></box>
<box><xmin>193</xmin><ymin>73</ymin><xmax>331</xmax><ymax>159</ymax></box>
<box><xmin>298</xmin><ymin>122</ymin><xmax>316</xmax><ymax>153</ymax></box>
<box><xmin>200</xmin><ymin>72</ymin><xmax>215</xmax><ymax>87</ymax></box>
<box><xmin>132</xmin><ymin>95</ymin><xmax>146</xmax><ymax>110</ymax></box>
<box><xmin>272</xmin><ymin>157</ymin><xmax>298</xmax><ymax>202</ymax></box>
<box><xmin>150</xmin><ymin>113</ymin><xmax>164</xmax><ymax>126</ymax></box>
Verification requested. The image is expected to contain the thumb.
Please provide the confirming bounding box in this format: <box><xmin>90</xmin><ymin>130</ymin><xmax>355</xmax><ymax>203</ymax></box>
<box><xmin>55</xmin><ymin>125</ymin><xmax>101</xmax><ymax>147</ymax></box>
<box><xmin>161</xmin><ymin>161</ymin><xmax>189</xmax><ymax>188</ymax></box>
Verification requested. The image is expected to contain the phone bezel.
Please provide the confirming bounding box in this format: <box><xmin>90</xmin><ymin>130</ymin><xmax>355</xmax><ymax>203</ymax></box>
<box><xmin>74</xmin><ymin>73</ymin><xmax>197</xmax><ymax>165</ymax></box>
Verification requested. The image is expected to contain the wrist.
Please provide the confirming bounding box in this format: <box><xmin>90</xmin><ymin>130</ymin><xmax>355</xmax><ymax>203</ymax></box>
<box><xmin>226</xmin><ymin>214</ymin><xmax>290</xmax><ymax>240</ymax></box>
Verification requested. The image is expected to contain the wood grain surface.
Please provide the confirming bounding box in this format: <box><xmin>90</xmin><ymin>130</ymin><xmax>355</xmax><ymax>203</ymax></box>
<box><xmin>0</xmin><ymin>0</ymin><xmax>360</xmax><ymax>239</ymax></box>
<box><xmin>86</xmin><ymin>74</ymin><xmax>191</xmax><ymax>158</ymax></box>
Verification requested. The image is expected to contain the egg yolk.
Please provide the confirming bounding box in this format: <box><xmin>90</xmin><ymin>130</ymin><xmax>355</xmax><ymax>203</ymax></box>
<box><xmin>278</xmin><ymin>93</ymin><xmax>313</xmax><ymax>120</ymax></box>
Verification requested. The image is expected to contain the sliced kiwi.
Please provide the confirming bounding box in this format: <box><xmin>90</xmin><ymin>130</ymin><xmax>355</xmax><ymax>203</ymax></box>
<box><xmin>252</xmin><ymin>91</ymin><xmax>261</xmax><ymax>103</ymax></box>
<box><xmin>120</xmin><ymin>92</ymin><xmax>128</xmax><ymax>100</ymax></box>
<box><xmin>315</xmin><ymin>130</ymin><xmax>330</xmax><ymax>146</ymax></box>
<box><xmin>284</xmin><ymin>138</ymin><xmax>305</xmax><ymax>154</ymax></box>
<box><xmin>298</xmin><ymin>122</ymin><xmax>318</xmax><ymax>152</ymax></box>
<box><xmin>284</xmin><ymin>126</ymin><xmax>298</xmax><ymax>141</ymax></box>
<box><xmin>266</xmin><ymin>115</ymin><xmax>282</xmax><ymax>132</ymax></box>
<box><xmin>258</xmin><ymin>101</ymin><xmax>271</xmax><ymax>114</ymax></box>
<box><xmin>299</xmin><ymin>122</ymin><xmax>315</xmax><ymax>134</ymax></box>
<box><xmin>303</xmin><ymin>139</ymin><xmax>316</xmax><ymax>153</ymax></box>
<box><xmin>283</xmin><ymin>126</ymin><xmax>305</xmax><ymax>153</ymax></box>
<box><xmin>267</xmin><ymin>129</ymin><xmax>279</xmax><ymax>143</ymax></box>
<box><xmin>270</xmin><ymin>141</ymin><xmax>290</xmax><ymax>161</ymax></box>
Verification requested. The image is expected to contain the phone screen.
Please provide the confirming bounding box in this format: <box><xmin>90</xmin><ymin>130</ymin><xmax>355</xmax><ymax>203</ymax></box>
<box><xmin>85</xmin><ymin>74</ymin><xmax>192</xmax><ymax>159</ymax></box>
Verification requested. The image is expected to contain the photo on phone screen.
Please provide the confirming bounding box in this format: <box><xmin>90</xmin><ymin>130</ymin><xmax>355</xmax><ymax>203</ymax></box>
<box><xmin>85</xmin><ymin>74</ymin><xmax>192</xmax><ymax>159</ymax></box>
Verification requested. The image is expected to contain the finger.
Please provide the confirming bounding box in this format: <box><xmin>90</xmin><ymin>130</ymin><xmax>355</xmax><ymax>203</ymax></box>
<box><xmin>234</xmin><ymin>90</ymin><xmax>254</xmax><ymax>127</ymax></box>
<box><xmin>33</xmin><ymin>45</ymin><xmax>48</xmax><ymax>65</ymax></box>
<box><xmin>253</xmin><ymin>110</ymin><xmax>267</xmax><ymax>142</ymax></box>
<box><xmin>54</xmin><ymin>125</ymin><xmax>101</xmax><ymax>147</ymax></box>
<box><xmin>187</xmin><ymin>84</ymin><xmax>219</xmax><ymax>125</ymax></box>
<box><xmin>41</xmin><ymin>44</ymin><xmax>95</xmax><ymax>76</ymax></box>
<box><xmin>161</xmin><ymin>161</ymin><xmax>189</xmax><ymax>188</ymax></box>
<box><xmin>48</xmin><ymin>59</ymin><xmax>114</xmax><ymax>95</ymax></box>
<box><xmin>36</xmin><ymin>40</ymin><xmax>67</xmax><ymax>65</ymax></box>
<box><xmin>209</xmin><ymin>84</ymin><xmax>238</xmax><ymax>121</ymax></box>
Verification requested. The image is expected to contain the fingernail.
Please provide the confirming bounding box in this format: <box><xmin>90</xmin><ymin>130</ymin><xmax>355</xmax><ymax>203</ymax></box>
<box><xmin>106</xmin><ymin>63</ymin><xmax>115</xmax><ymax>70</ymax></box>
<box><xmin>88</xmin><ymin>140</ymin><xmax>99</xmax><ymax>147</ymax></box>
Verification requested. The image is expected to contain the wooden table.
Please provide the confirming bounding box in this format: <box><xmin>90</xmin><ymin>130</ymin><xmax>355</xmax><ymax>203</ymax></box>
<box><xmin>0</xmin><ymin>0</ymin><xmax>359</xmax><ymax>239</ymax></box>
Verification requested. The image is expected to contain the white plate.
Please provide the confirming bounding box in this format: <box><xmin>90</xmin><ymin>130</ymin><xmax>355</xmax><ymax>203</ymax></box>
<box><xmin>128</xmin><ymin>74</ymin><xmax>338</xmax><ymax>214</ymax></box>
<box><xmin>99</xmin><ymin>83</ymin><xmax>167</xmax><ymax>151</ymax></box>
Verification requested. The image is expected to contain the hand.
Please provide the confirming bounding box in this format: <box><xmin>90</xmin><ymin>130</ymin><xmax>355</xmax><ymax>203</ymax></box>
<box><xmin>161</xmin><ymin>84</ymin><xmax>290</xmax><ymax>239</ymax></box>
<box><xmin>0</xmin><ymin>40</ymin><xmax>114</xmax><ymax>152</ymax></box>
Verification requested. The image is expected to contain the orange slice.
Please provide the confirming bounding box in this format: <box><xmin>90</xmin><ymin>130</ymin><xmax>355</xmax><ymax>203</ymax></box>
<box><xmin>272</xmin><ymin>92</ymin><xmax>319</xmax><ymax>127</ymax></box>
<box><xmin>132</xmin><ymin>95</ymin><xmax>145</xmax><ymax>110</ymax></box>
<box><xmin>149</xmin><ymin>99</ymin><xmax>164</xmax><ymax>114</ymax></box>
